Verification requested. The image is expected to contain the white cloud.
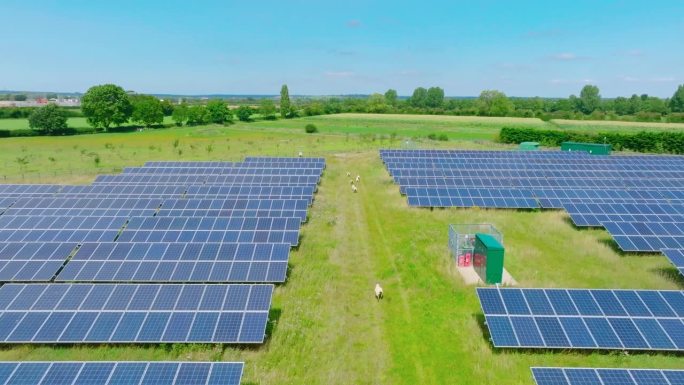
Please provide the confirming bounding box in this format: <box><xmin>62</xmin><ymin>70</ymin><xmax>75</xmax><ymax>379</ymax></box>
<box><xmin>549</xmin><ymin>52</ymin><xmax>590</xmax><ymax>61</ymax></box>
<box><xmin>549</xmin><ymin>78</ymin><xmax>594</xmax><ymax>85</ymax></box>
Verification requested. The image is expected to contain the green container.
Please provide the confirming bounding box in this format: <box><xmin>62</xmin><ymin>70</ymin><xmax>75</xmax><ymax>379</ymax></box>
<box><xmin>561</xmin><ymin>141</ymin><xmax>611</xmax><ymax>155</ymax></box>
<box><xmin>473</xmin><ymin>233</ymin><xmax>505</xmax><ymax>284</ymax></box>
<box><xmin>519</xmin><ymin>142</ymin><xmax>540</xmax><ymax>151</ymax></box>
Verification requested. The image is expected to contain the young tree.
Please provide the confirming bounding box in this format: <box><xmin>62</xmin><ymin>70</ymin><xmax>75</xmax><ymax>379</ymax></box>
<box><xmin>426</xmin><ymin>87</ymin><xmax>445</xmax><ymax>108</ymax></box>
<box><xmin>81</xmin><ymin>84</ymin><xmax>133</xmax><ymax>131</ymax></box>
<box><xmin>160</xmin><ymin>99</ymin><xmax>175</xmax><ymax>116</ymax></box>
<box><xmin>186</xmin><ymin>105</ymin><xmax>208</xmax><ymax>125</ymax></box>
<box><xmin>280</xmin><ymin>84</ymin><xmax>291</xmax><ymax>118</ymax></box>
<box><xmin>476</xmin><ymin>90</ymin><xmax>513</xmax><ymax>116</ymax></box>
<box><xmin>410</xmin><ymin>87</ymin><xmax>428</xmax><ymax>107</ymax></box>
<box><xmin>384</xmin><ymin>89</ymin><xmax>398</xmax><ymax>105</ymax></box>
<box><xmin>130</xmin><ymin>94</ymin><xmax>164</xmax><ymax>127</ymax></box>
<box><xmin>28</xmin><ymin>103</ymin><xmax>68</xmax><ymax>135</ymax></box>
<box><xmin>171</xmin><ymin>103</ymin><xmax>189</xmax><ymax>126</ymax></box>
<box><xmin>670</xmin><ymin>84</ymin><xmax>684</xmax><ymax>112</ymax></box>
<box><xmin>578</xmin><ymin>85</ymin><xmax>601</xmax><ymax>114</ymax></box>
<box><xmin>259</xmin><ymin>99</ymin><xmax>277</xmax><ymax>120</ymax></box>
<box><xmin>205</xmin><ymin>99</ymin><xmax>233</xmax><ymax>124</ymax></box>
<box><xmin>235</xmin><ymin>106</ymin><xmax>253</xmax><ymax>122</ymax></box>
<box><xmin>367</xmin><ymin>93</ymin><xmax>389</xmax><ymax>113</ymax></box>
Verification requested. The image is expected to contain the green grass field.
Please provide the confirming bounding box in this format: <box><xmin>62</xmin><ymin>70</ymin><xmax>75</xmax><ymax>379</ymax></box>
<box><xmin>0</xmin><ymin>114</ymin><xmax>683</xmax><ymax>384</ymax></box>
<box><xmin>552</xmin><ymin>119</ymin><xmax>684</xmax><ymax>133</ymax></box>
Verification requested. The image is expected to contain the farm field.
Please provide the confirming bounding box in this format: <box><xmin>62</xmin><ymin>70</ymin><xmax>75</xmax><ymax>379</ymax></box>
<box><xmin>0</xmin><ymin>117</ymin><xmax>683</xmax><ymax>384</ymax></box>
<box><xmin>552</xmin><ymin>118</ymin><xmax>684</xmax><ymax>132</ymax></box>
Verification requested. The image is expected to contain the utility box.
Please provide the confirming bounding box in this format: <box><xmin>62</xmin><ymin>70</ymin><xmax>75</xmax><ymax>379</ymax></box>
<box><xmin>561</xmin><ymin>142</ymin><xmax>611</xmax><ymax>155</ymax></box>
<box><xmin>449</xmin><ymin>224</ymin><xmax>502</xmax><ymax>267</ymax></box>
<box><xmin>473</xmin><ymin>233</ymin><xmax>505</xmax><ymax>284</ymax></box>
<box><xmin>519</xmin><ymin>142</ymin><xmax>540</xmax><ymax>151</ymax></box>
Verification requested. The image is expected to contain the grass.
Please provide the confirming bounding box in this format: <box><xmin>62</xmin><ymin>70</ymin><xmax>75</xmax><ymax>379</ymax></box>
<box><xmin>0</xmin><ymin>116</ymin><xmax>174</xmax><ymax>131</ymax></box>
<box><xmin>552</xmin><ymin>119</ymin><xmax>684</xmax><ymax>133</ymax></box>
<box><xmin>0</xmin><ymin>114</ymin><xmax>683</xmax><ymax>384</ymax></box>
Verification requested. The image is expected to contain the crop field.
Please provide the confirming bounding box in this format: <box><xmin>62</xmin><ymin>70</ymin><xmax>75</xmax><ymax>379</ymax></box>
<box><xmin>552</xmin><ymin>118</ymin><xmax>684</xmax><ymax>133</ymax></box>
<box><xmin>0</xmin><ymin>114</ymin><xmax>683</xmax><ymax>384</ymax></box>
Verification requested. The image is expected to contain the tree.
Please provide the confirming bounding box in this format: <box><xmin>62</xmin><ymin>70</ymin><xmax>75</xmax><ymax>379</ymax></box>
<box><xmin>259</xmin><ymin>99</ymin><xmax>277</xmax><ymax>120</ymax></box>
<box><xmin>410</xmin><ymin>87</ymin><xmax>428</xmax><ymax>107</ymax></box>
<box><xmin>235</xmin><ymin>106</ymin><xmax>253</xmax><ymax>122</ymax></box>
<box><xmin>367</xmin><ymin>93</ymin><xmax>389</xmax><ymax>113</ymax></box>
<box><xmin>160</xmin><ymin>99</ymin><xmax>175</xmax><ymax>116</ymax></box>
<box><xmin>205</xmin><ymin>99</ymin><xmax>233</xmax><ymax>124</ymax></box>
<box><xmin>426</xmin><ymin>87</ymin><xmax>445</xmax><ymax>108</ymax></box>
<box><xmin>186</xmin><ymin>105</ymin><xmax>208</xmax><ymax>125</ymax></box>
<box><xmin>130</xmin><ymin>94</ymin><xmax>164</xmax><ymax>127</ymax></box>
<box><xmin>578</xmin><ymin>85</ymin><xmax>601</xmax><ymax>114</ymax></box>
<box><xmin>81</xmin><ymin>84</ymin><xmax>133</xmax><ymax>130</ymax></box>
<box><xmin>384</xmin><ymin>89</ymin><xmax>398</xmax><ymax>105</ymax></box>
<box><xmin>171</xmin><ymin>103</ymin><xmax>189</xmax><ymax>126</ymax></box>
<box><xmin>280</xmin><ymin>84</ymin><xmax>291</xmax><ymax>118</ymax></box>
<box><xmin>13</xmin><ymin>94</ymin><xmax>27</xmax><ymax>101</ymax></box>
<box><xmin>46</xmin><ymin>93</ymin><xmax>58</xmax><ymax>100</ymax></box>
<box><xmin>476</xmin><ymin>90</ymin><xmax>513</xmax><ymax>116</ymax></box>
<box><xmin>670</xmin><ymin>85</ymin><xmax>684</xmax><ymax>112</ymax></box>
<box><xmin>28</xmin><ymin>104</ymin><xmax>68</xmax><ymax>135</ymax></box>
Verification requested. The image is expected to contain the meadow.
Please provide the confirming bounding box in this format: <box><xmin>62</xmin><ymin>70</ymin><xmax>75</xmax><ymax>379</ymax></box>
<box><xmin>0</xmin><ymin>114</ymin><xmax>683</xmax><ymax>384</ymax></box>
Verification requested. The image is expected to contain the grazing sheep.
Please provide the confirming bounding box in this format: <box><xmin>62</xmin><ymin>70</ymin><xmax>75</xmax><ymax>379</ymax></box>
<box><xmin>346</xmin><ymin>172</ymin><xmax>351</xmax><ymax>177</ymax></box>
<box><xmin>298</xmin><ymin>151</ymin><xmax>303</xmax><ymax>157</ymax></box>
<box><xmin>356</xmin><ymin>175</ymin><xmax>360</xmax><ymax>182</ymax></box>
<box><xmin>350</xmin><ymin>179</ymin><xmax>354</xmax><ymax>185</ymax></box>
<box><xmin>374</xmin><ymin>283</ymin><xmax>383</xmax><ymax>300</ymax></box>
<box><xmin>352</xmin><ymin>185</ymin><xmax>358</xmax><ymax>193</ymax></box>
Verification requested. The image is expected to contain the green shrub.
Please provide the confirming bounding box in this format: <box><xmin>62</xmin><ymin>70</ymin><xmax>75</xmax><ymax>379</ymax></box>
<box><xmin>305</xmin><ymin>124</ymin><xmax>318</xmax><ymax>133</ymax></box>
<box><xmin>437</xmin><ymin>134</ymin><xmax>448</xmax><ymax>141</ymax></box>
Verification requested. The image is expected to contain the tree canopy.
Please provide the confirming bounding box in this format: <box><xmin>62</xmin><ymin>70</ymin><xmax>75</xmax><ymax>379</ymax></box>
<box><xmin>206</xmin><ymin>99</ymin><xmax>233</xmax><ymax>124</ymax></box>
<box><xmin>578</xmin><ymin>85</ymin><xmax>601</xmax><ymax>114</ymax></box>
<box><xmin>476</xmin><ymin>90</ymin><xmax>513</xmax><ymax>116</ymax></box>
<box><xmin>280</xmin><ymin>85</ymin><xmax>291</xmax><ymax>118</ymax></box>
<box><xmin>259</xmin><ymin>99</ymin><xmax>277</xmax><ymax>120</ymax></box>
<box><xmin>81</xmin><ymin>84</ymin><xmax>132</xmax><ymax>130</ymax></box>
<box><xmin>235</xmin><ymin>106</ymin><xmax>253</xmax><ymax>122</ymax></box>
<box><xmin>671</xmin><ymin>84</ymin><xmax>684</xmax><ymax>113</ymax></box>
<box><xmin>384</xmin><ymin>89</ymin><xmax>398</xmax><ymax>105</ymax></box>
<box><xmin>130</xmin><ymin>94</ymin><xmax>164</xmax><ymax>127</ymax></box>
<box><xmin>28</xmin><ymin>104</ymin><xmax>68</xmax><ymax>135</ymax></box>
<box><xmin>410</xmin><ymin>87</ymin><xmax>428</xmax><ymax>107</ymax></box>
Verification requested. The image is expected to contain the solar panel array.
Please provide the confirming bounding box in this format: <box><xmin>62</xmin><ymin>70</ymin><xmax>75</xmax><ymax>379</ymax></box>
<box><xmin>477</xmin><ymin>287</ymin><xmax>684</xmax><ymax>350</ymax></box>
<box><xmin>0</xmin><ymin>157</ymin><xmax>324</xmax><ymax>351</ymax></box>
<box><xmin>0</xmin><ymin>362</ymin><xmax>243</xmax><ymax>385</ymax></box>
<box><xmin>380</xmin><ymin>149</ymin><xmax>684</xmax><ymax>275</ymax></box>
<box><xmin>531</xmin><ymin>367</ymin><xmax>684</xmax><ymax>385</ymax></box>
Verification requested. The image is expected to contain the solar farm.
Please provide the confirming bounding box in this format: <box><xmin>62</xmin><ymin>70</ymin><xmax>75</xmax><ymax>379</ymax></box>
<box><xmin>0</xmin><ymin>157</ymin><xmax>324</xmax><ymax>384</ymax></box>
<box><xmin>1</xmin><ymin>126</ymin><xmax>684</xmax><ymax>384</ymax></box>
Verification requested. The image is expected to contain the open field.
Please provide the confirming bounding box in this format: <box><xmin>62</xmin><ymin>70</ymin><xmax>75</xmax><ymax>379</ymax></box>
<box><xmin>552</xmin><ymin>118</ymin><xmax>684</xmax><ymax>133</ymax></box>
<box><xmin>0</xmin><ymin>116</ymin><xmax>175</xmax><ymax>131</ymax></box>
<box><xmin>0</xmin><ymin>117</ymin><xmax>683</xmax><ymax>384</ymax></box>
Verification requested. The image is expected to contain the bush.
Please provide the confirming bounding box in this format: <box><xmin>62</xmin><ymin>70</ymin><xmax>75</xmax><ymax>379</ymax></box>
<box><xmin>438</xmin><ymin>134</ymin><xmax>448</xmax><ymax>141</ymax></box>
<box><xmin>499</xmin><ymin>126</ymin><xmax>684</xmax><ymax>154</ymax></box>
<box><xmin>304</xmin><ymin>124</ymin><xmax>318</xmax><ymax>133</ymax></box>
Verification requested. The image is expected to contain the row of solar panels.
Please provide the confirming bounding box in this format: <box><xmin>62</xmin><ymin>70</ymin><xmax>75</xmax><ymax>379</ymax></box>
<box><xmin>0</xmin><ymin>241</ymin><xmax>291</xmax><ymax>282</ymax></box>
<box><xmin>477</xmin><ymin>287</ymin><xmax>684</xmax><ymax>350</ymax></box>
<box><xmin>0</xmin><ymin>362</ymin><xmax>244</xmax><ymax>385</ymax></box>
<box><xmin>531</xmin><ymin>367</ymin><xmax>684</xmax><ymax>385</ymax></box>
<box><xmin>123</xmin><ymin>167</ymin><xmax>323</xmax><ymax>175</ymax></box>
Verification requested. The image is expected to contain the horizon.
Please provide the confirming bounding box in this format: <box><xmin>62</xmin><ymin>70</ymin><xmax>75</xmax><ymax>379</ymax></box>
<box><xmin>1</xmin><ymin>1</ymin><xmax>683</xmax><ymax>98</ymax></box>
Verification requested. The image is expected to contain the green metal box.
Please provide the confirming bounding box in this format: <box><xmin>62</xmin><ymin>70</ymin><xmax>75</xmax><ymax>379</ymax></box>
<box><xmin>519</xmin><ymin>142</ymin><xmax>540</xmax><ymax>151</ymax></box>
<box><xmin>560</xmin><ymin>141</ymin><xmax>611</xmax><ymax>155</ymax></box>
<box><xmin>473</xmin><ymin>233</ymin><xmax>505</xmax><ymax>284</ymax></box>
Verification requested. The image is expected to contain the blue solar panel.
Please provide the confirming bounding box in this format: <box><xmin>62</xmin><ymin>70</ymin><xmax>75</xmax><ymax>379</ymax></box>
<box><xmin>532</xmin><ymin>367</ymin><xmax>684</xmax><ymax>385</ymax></box>
<box><xmin>662</xmin><ymin>249</ymin><xmax>684</xmax><ymax>276</ymax></box>
<box><xmin>0</xmin><ymin>362</ymin><xmax>243</xmax><ymax>385</ymax></box>
<box><xmin>0</xmin><ymin>283</ymin><xmax>272</xmax><ymax>343</ymax></box>
<box><xmin>477</xmin><ymin>287</ymin><xmax>684</xmax><ymax>350</ymax></box>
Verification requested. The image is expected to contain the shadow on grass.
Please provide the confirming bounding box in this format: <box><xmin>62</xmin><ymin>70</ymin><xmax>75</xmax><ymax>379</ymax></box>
<box><xmin>597</xmin><ymin>238</ymin><xmax>627</xmax><ymax>255</ymax></box>
<box><xmin>651</xmin><ymin>266</ymin><xmax>684</xmax><ymax>289</ymax></box>
<box><xmin>264</xmin><ymin>307</ymin><xmax>282</xmax><ymax>341</ymax></box>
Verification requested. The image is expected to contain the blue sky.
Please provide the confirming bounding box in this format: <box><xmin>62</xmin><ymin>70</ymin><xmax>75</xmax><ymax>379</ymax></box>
<box><xmin>1</xmin><ymin>0</ymin><xmax>682</xmax><ymax>97</ymax></box>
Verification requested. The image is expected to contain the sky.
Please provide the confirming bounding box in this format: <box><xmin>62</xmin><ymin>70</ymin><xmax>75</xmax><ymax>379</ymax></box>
<box><xmin>1</xmin><ymin>0</ymin><xmax>683</xmax><ymax>97</ymax></box>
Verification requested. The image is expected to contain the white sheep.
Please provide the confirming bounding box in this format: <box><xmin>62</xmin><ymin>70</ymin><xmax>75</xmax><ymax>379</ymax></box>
<box><xmin>356</xmin><ymin>175</ymin><xmax>360</xmax><ymax>182</ymax></box>
<box><xmin>374</xmin><ymin>283</ymin><xmax>383</xmax><ymax>300</ymax></box>
<box><xmin>352</xmin><ymin>184</ymin><xmax>358</xmax><ymax>193</ymax></box>
<box><xmin>346</xmin><ymin>172</ymin><xmax>351</xmax><ymax>177</ymax></box>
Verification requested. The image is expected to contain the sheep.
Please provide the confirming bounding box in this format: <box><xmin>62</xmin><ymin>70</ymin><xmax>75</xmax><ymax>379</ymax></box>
<box><xmin>352</xmin><ymin>184</ymin><xmax>358</xmax><ymax>193</ymax></box>
<box><xmin>346</xmin><ymin>172</ymin><xmax>351</xmax><ymax>177</ymax></box>
<box><xmin>374</xmin><ymin>283</ymin><xmax>383</xmax><ymax>300</ymax></box>
<box><xmin>356</xmin><ymin>175</ymin><xmax>360</xmax><ymax>183</ymax></box>
<box><xmin>350</xmin><ymin>179</ymin><xmax>354</xmax><ymax>185</ymax></box>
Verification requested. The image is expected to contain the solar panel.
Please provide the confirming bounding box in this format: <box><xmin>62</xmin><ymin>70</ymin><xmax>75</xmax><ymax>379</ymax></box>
<box><xmin>56</xmin><ymin>242</ymin><xmax>290</xmax><ymax>282</ymax></box>
<box><xmin>662</xmin><ymin>249</ymin><xmax>684</xmax><ymax>276</ymax></box>
<box><xmin>158</xmin><ymin>198</ymin><xmax>309</xmax><ymax>221</ymax></box>
<box><xmin>531</xmin><ymin>367</ymin><xmax>684</xmax><ymax>385</ymax></box>
<box><xmin>0</xmin><ymin>242</ymin><xmax>76</xmax><ymax>282</ymax></box>
<box><xmin>0</xmin><ymin>283</ymin><xmax>272</xmax><ymax>343</ymax></box>
<box><xmin>0</xmin><ymin>362</ymin><xmax>243</xmax><ymax>385</ymax></box>
<box><xmin>477</xmin><ymin>287</ymin><xmax>684</xmax><ymax>350</ymax></box>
